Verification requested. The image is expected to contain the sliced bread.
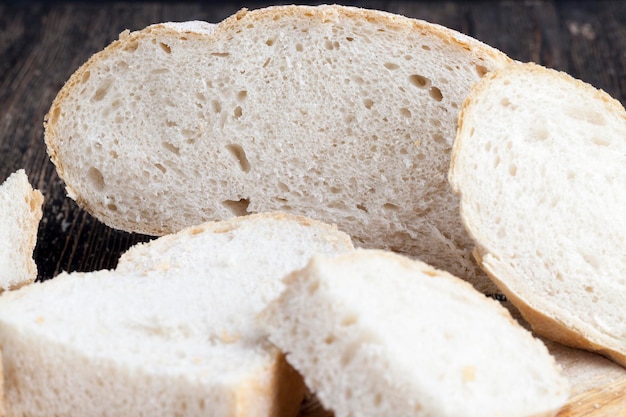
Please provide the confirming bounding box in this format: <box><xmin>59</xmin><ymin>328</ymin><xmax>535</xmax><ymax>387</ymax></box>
<box><xmin>261</xmin><ymin>249</ymin><xmax>570</xmax><ymax>417</ymax></box>
<box><xmin>44</xmin><ymin>4</ymin><xmax>511</xmax><ymax>292</ymax></box>
<box><xmin>448</xmin><ymin>62</ymin><xmax>626</xmax><ymax>366</ymax></box>
<box><xmin>0</xmin><ymin>169</ymin><xmax>44</xmax><ymax>291</ymax></box>
<box><xmin>0</xmin><ymin>212</ymin><xmax>354</xmax><ymax>417</ymax></box>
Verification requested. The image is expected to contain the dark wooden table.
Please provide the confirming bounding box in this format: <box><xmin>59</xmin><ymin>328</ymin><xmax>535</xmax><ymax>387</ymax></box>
<box><xmin>1</xmin><ymin>0</ymin><xmax>625</xmax><ymax>280</ymax></box>
<box><xmin>1</xmin><ymin>1</ymin><xmax>626</xmax><ymax>416</ymax></box>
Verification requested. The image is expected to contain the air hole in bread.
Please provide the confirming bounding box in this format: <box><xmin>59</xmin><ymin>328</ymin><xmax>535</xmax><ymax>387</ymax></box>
<box><xmin>324</xmin><ymin>334</ymin><xmax>336</xmax><ymax>344</ymax></box>
<box><xmin>363</xmin><ymin>98</ymin><xmax>374</xmax><ymax>109</ymax></box>
<box><xmin>328</xmin><ymin>201</ymin><xmax>347</xmax><ymax>210</ymax></box>
<box><xmin>87</xmin><ymin>167</ymin><xmax>105</xmax><ymax>191</ymax></box>
<box><xmin>383</xmin><ymin>203</ymin><xmax>400</xmax><ymax>212</ymax></box>
<box><xmin>565</xmin><ymin>106</ymin><xmax>607</xmax><ymax>126</ymax></box>
<box><xmin>325</xmin><ymin>40</ymin><xmax>340</xmax><ymax>50</ymax></box>
<box><xmin>222</xmin><ymin>198</ymin><xmax>250</xmax><ymax>216</ymax></box>
<box><xmin>409</xmin><ymin>74</ymin><xmax>430</xmax><ymax>88</ymax></box>
<box><xmin>592</xmin><ymin>137</ymin><xmax>611</xmax><ymax>146</ymax></box>
<box><xmin>106</xmin><ymin>202</ymin><xmax>117</xmax><ymax>212</ymax></box>
<box><xmin>500</xmin><ymin>97</ymin><xmax>511</xmax><ymax>107</ymax></box>
<box><xmin>341</xmin><ymin>313</ymin><xmax>359</xmax><ymax>326</ymax></box>
<box><xmin>233</xmin><ymin>106</ymin><xmax>243</xmax><ymax>119</ymax></box>
<box><xmin>92</xmin><ymin>80</ymin><xmax>112</xmax><ymax>102</ymax></box>
<box><xmin>212</xmin><ymin>100</ymin><xmax>222</xmax><ymax>113</ymax></box>
<box><xmin>433</xmin><ymin>133</ymin><xmax>446</xmax><ymax>144</ymax></box>
<box><xmin>532</xmin><ymin>127</ymin><xmax>549</xmax><ymax>141</ymax></box>
<box><xmin>295</xmin><ymin>43</ymin><xmax>304</xmax><ymax>52</ymax></box>
<box><xmin>475</xmin><ymin>64</ymin><xmax>489</xmax><ymax>77</ymax></box>
<box><xmin>356</xmin><ymin>204</ymin><xmax>368</xmax><ymax>213</ymax></box>
<box><xmin>225</xmin><ymin>144</ymin><xmax>250</xmax><ymax>173</ymax></box>
<box><xmin>158</xmin><ymin>42</ymin><xmax>171</xmax><ymax>54</ymax></box>
<box><xmin>266</xmin><ymin>38</ymin><xmax>276</xmax><ymax>47</ymax></box>
<box><xmin>346</xmin><ymin>37</ymin><xmax>354</xmax><ymax>42</ymax></box>
<box><xmin>80</xmin><ymin>71</ymin><xmax>91</xmax><ymax>84</ymax></box>
<box><xmin>154</xmin><ymin>163</ymin><xmax>166</xmax><ymax>174</ymax></box>
<box><xmin>161</xmin><ymin>141</ymin><xmax>180</xmax><ymax>155</ymax></box>
<box><xmin>399</xmin><ymin>107</ymin><xmax>411</xmax><ymax>118</ymax></box>
<box><xmin>421</xmin><ymin>44</ymin><xmax>431</xmax><ymax>51</ymax></box>
<box><xmin>585</xmin><ymin>286</ymin><xmax>595</xmax><ymax>293</ymax></box>
<box><xmin>582</xmin><ymin>253</ymin><xmax>600</xmax><ymax>270</ymax></box>
<box><xmin>277</xmin><ymin>182</ymin><xmax>290</xmax><ymax>192</ymax></box>
<box><xmin>262</xmin><ymin>57</ymin><xmax>271</xmax><ymax>67</ymax></box>
<box><xmin>508</xmin><ymin>164</ymin><xmax>517</xmax><ymax>176</ymax></box>
<box><xmin>429</xmin><ymin>86</ymin><xmax>443</xmax><ymax>102</ymax></box>
<box><xmin>493</xmin><ymin>155</ymin><xmax>501</xmax><ymax>168</ymax></box>
<box><xmin>384</xmin><ymin>62</ymin><xmax>399</xmax><ymax>70</ymax></box>
<box><xmin>211</xmin><ymin>52</ymin><xmax>230</xmax><ymax>58</ymax></box>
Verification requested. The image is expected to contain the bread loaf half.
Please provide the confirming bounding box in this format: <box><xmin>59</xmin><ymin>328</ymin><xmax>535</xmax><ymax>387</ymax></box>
<box><xmin>449</xmin><ymin>62</ymin><xmax>626</xmax><ymax>366</ymax></box>
<box><xmin>44</xmin><ymin>4</ymin><xmax>511</xmax><ymax>292</ymax></box>
<box><xmin>0</xmin><ymin>169</ymin><xmax>44</xmax><ymax>291</ymax></box>
<box><xmin>261</xmin><ymin>249</ymin><xmax>569</xmax><ymax>417</ymax></box>
<box><xmin>0</xmin><ymin>212</ymin><xmax>354</xmax><ymax>417</ymax></box>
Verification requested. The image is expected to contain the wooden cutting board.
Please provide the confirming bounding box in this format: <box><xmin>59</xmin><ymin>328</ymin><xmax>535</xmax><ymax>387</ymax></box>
<box><xmin>295</xmin><ymin>304</ymin><xmax>626</xmax><ymax>417</ymax></box>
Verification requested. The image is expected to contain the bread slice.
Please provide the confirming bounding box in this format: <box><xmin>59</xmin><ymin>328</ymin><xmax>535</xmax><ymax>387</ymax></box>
<box><xmin>261</xmin><ymin>249</ymin><xmax>570</xmax><ymax>417</ymax></box>
<box><xmin>448</xmin><ymin>62</ymin><xmax>626</xmax><ymax>366</ymax></box>
<box><xmin>0</xmin><ymin>169</ymin><xmax>44</xmax><ymax>291</ymax></box>
<box><xmin>0</xmin><ymin>212</ymin><xmax>354</xmax><ymax>417</ymax></box>
<box><xmin>44</xmin><ymin>4</ymin><xmax>511</xmax><ymax>292</ymax></box>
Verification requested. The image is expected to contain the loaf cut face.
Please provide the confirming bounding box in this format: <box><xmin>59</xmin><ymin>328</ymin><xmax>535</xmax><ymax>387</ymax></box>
<box><xmin>0</xmin><ymin>169</ymin><xmax>44</xmax><ymax>291</ymax></box>
<box><xmin>44</xmin><ymin>4</ymin><xmax>510</xmax><ymax>292</ymax></box>
<box><xmin>449</xmin><ymin>62</ymin><xmax>626</xmax><ymax>366</ymax></box>
<box><xmin>261</xmin><ymin>249</ymin><xmax>569</xmax><ymax>417</ymax></box>
<box><xmin>0</xmin><ymin>212</ymin><xmax>354</xmax><ymax>417</ymax></box>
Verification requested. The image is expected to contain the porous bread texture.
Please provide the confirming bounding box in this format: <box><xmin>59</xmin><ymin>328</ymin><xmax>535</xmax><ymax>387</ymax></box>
<box><xmin>44</xmin><ymin>4</ymin><xmax>512</xmax><ymax>293</ymax></box>
<box><xmin>261</xmin><ymin>249</ymin><xmax>569</xmax><ymax>417</ymax></box>
<box><xmin>449</xmin><ymin>62</ymin><xmax>626</xmax><ymax>367</ymax></box>
<box><xmin>0</xmin><ymin>212</ymin><xmax>354</xmax><ymax>417</ymax></box>
<box><xmin>0</xmin><ymin>169</ymin><xmax>44</xmax><ymax>291</ymax></box>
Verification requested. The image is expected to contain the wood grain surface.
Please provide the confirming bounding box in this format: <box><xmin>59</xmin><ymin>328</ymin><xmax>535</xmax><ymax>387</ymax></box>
<box><xmin>1</xmin><ymin>1</ymin><xmax>624</xmax><ymax>415</ymax></box>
